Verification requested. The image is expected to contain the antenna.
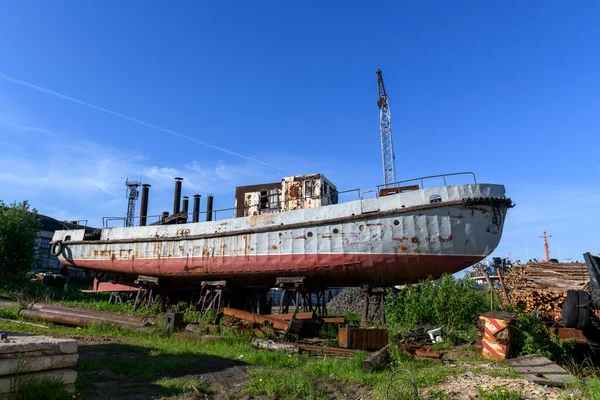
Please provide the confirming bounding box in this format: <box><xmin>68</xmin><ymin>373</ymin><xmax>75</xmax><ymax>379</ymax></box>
<box><xmin>125</xmin><ymin>178</ymin><xmax>141</xmax><ymax>227</ymax></box>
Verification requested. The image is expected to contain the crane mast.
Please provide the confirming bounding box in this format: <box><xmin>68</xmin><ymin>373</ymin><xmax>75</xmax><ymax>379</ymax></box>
<box><xmin>376</xmin><ymin>68</ymin><xmax>396</xmax><ymax>186</ymax></box>
<box><xmin>125</xmin><ymin>178</ymin><xmax>141</xmax><ymax>227</ymax></box>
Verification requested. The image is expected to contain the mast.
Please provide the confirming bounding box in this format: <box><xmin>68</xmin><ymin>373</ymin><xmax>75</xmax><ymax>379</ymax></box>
<box><xmin>539</xmin><ymin>231</ymin><xmax>552</xmax><ymax>262</ymax></box>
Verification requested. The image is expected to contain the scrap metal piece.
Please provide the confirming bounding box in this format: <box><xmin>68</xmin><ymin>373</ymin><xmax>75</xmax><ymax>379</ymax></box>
<box><xmin>338</xmin><ymin>326</ymin><xmax>388</xmax><ymax>350</ymax></box>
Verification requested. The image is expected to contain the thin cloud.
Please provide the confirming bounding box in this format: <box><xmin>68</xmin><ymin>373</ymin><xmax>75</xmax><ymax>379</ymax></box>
<box><xmin>0</xmin><ymin>71</ymin><xmax>291</xmax><ymax>173</ymax></box>
<box><xmin>10</xmin><ymin>123</ymin><xmax>54</xmax><ymax>136</ymax></box>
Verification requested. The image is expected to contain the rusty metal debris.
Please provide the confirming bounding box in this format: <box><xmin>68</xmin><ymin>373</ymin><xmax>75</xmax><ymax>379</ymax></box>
<box><xmin>222</xmin><ymin>307</ymin><xmax>289</xmax><ymax>331</ymax></box>
<box><xmin>399</xmin><ymin>344</ymin><xmax>443</xmax><ymax>361</ymax></box>
<box><xmin>338</xmin><ymin>325</ymin><xmax>388</xmax><ymax>350</ymax></box>
<box><xmin>251</xmin><ymin>338</ymin><xmax>356</xmax><ymax>357</ymax></box>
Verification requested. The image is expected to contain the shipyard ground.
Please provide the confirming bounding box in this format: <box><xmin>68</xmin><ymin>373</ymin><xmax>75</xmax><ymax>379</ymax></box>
<box><xmin>0</xmin><ymin>310</ymin><xmax>597</xmax><ymax>400</ymax></box>
<box><xmin>0</xmin><ymin>280</ymin><xmax>599</xmax><ymax>400</ymax></box>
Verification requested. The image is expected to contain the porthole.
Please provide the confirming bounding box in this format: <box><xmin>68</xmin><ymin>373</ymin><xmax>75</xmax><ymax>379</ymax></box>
<box><xmin>359</xmin><ymin>225</ymin><xmax>365</xmax><ymax>232</ymax></box>
<box><xmin>333</xmin><ymin>228</ymin><xmax>339</xmax><ymax>234</ymax></box>
<box><xmin>430</xmin><ymin>194</ymin><xmax>442</xmax><ymax>204</ymax></box>
<box><xmin>307</xmin><ymin>231</ymin><xmax>313</xmax><ymax>238</ymax></box>
<box><xmin>393</xmin><ymin>220</ymin><xmax>400</xmax><ymax>226</ymax></box>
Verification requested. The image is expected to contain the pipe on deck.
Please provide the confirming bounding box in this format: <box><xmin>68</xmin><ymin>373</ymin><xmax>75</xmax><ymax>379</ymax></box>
<box><xmin>206</xmin><ymin>194</ymin><xmax>214</xmax><ymax>222</ymax></box>
<box><xmin>192</xmin><ymin>194</ymin><xmax>201</xmax><ymax>223</ymax></box>
<box><xmin>139</xmin><ymin>184</ymin><xmax>151</xmax><ymax>226</ymax></box>
<box><xmin>173</xmin><ymin>177</ymin><xmax>183</xmax><ymax>215</ymax></box>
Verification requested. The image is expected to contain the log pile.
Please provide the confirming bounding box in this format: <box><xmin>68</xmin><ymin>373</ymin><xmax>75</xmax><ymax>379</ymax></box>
<box><xmin>502</xmin><ymin>262</ymin><xmax>589</xmax><ymax>321</ymax></box>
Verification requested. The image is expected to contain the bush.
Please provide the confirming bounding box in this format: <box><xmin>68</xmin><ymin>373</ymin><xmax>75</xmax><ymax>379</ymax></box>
<box><xmin>0</xmin><ymin>201</ymin><xmax>40</xmax><ymax>283</ymax></box>
<box><xmin>385</xmin><ymin>274</ymin><xmax>487</xmax><ymax>333</ymax></box>
<box><xmin>511</xmin><ymin>310</ymin><xmax>575</xmax><ymax>361</ymax></box>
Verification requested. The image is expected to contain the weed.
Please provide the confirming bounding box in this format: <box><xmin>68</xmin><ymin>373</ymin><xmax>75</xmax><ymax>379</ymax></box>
<box><xmin>4</xmin><ymin>377</ymin><xmax>71</xmax><ymax>400</ymax></box>
<box><xmin>510</xmin><ymin>310</ymin><xmax>575</xmax><ymax>361</ymax></box>
<box><xmin>246</xmin><ymin>367</ymin><xmax>327</xmax><ymax>399</ymax></box>
<box><xmin>154</xmin><ymin>376</ymin><xmax>214</xmax><ymax>396</ymax></box>
<box><xmin>563</xmin><ymin>355</ymin><xmax>599</xmax><ymax>379</ymax></box>
<box><xmin>477</xmin><ymin>385</ymin><xmax>524</xmax><ymax>399</ymax></box>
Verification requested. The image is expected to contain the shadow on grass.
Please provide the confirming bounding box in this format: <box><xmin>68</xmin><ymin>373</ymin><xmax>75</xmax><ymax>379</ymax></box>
<box><xmin>76</xmin><ymin>343</ymin><xmax>247</xmax><ymax>399</ymax></box>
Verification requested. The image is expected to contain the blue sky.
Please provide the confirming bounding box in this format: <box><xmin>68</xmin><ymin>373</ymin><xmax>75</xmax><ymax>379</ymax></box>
<box><xmin>0</xmin><ymin>1</ymin><xmax>598</xmax><ymax>263</ymax></box>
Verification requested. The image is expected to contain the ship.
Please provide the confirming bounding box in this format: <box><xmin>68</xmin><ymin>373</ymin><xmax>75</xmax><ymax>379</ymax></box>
<box><xmin>50</xmin><ymin>172</ymin><xmax>513</xmax><ymax>289</ymax></box>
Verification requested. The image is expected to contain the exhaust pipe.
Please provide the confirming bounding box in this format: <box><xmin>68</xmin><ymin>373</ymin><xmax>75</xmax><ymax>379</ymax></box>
<box><xmin>206</xmin><ymin>194</ymin><xmax>214</xmax><ymax>222</ymax></box>
<box><xmin>192</xmin><ymin>194</ymin><xmax>201</xmax><ymax>223</ymax></box>
<box><xmin>182</xmin><ymin>196</ymin><xmax>189</xmax><ymax>223</ymax></box>
<box><xmin>182</xmin><ymin>196</ymin><xmax>189</xmax><ymax>213</ymax></box>
<box><xmin>139</xmin><ymin>184</ymin><xmax>151</xmax><ymax>226</ymax></box>
<box><xmin>173</xmin><ymin>177</ymin><xmax>183</xmax><ymax>215</ymax></box>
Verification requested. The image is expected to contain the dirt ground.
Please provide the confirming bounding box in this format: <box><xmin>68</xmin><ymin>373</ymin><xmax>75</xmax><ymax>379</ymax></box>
<box><xmin>74</xmin><ymin>336</ymin><xmax>371</xmax><ymax>400</ymax></box>
<box><xmin>75</xmin><ymin>337</ymin><xmax>246</xmax><ymax>399</ymax></box>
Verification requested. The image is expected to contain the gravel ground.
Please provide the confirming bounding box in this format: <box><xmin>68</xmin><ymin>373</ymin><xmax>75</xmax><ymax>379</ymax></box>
<box><xmin>326</xmin><ymin>287</ymin><xmax>385</xmax><ymax>320</ymax></box>
<box><xmin>427</xmin><ymin>373</ymin><xmax>566</xmax><ymax>400</ymax></box>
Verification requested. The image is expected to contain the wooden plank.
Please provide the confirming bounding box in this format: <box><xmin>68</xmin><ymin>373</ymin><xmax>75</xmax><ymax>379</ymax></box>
<box><xmin>322</xmin><ymin>316</ymin><xmax>346</xmax><ymax>324</ymax></box>
<box><xmin>507</xmin><ymin>355</ymin><xmax>575</xmax><ymax>387</ymax></box>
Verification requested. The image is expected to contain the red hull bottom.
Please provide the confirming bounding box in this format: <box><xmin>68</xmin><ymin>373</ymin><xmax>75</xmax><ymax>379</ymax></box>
<box><xmin>66</xmin><ymin>253</ymin><xmax>481</xmax><ymax>287</ymax></box>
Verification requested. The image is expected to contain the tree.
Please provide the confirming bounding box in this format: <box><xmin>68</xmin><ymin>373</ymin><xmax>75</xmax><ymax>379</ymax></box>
<box><xmin>0</xmin><ymin>201</ymin><xmax>41</xmax><ymax>281</ymax></box>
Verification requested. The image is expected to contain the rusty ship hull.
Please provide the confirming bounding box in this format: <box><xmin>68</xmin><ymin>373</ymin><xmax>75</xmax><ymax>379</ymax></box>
<box><xmin>52</xmin><ymin>183</ymin><xmax>511</xmax><ymax>287</ymax></box>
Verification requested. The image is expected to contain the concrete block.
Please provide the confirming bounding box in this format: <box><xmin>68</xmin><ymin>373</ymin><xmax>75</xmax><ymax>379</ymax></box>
<box><xmin>0</xmin><ymin>369</ymin><xmax>77</xmax><ymax>393</ymax></box>
<box><xmin>0</xmin><ymin>334</ymin><xmax>78</xmax><ymax>357</ymax></box>
<box><xmin>0</xmin><ymin>354</ymin><xmax>78</xmax><ymax>376</ymax></box>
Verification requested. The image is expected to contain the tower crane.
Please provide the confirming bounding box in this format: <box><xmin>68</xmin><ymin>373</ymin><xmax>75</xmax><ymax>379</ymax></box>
<box><xmin>376</xmin><ymin>68</ymin><xmax>396</xmax><ymax>186</ymax></box>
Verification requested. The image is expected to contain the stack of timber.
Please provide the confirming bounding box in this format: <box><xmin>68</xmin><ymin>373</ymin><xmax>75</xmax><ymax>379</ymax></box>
<box><xmin>0</xmin><ymin>334</ymin><xmax>78</xmax><ymax>394</ymax></box>
<box><xmin>502</xmin><ymin>262</ymin><xmax>589</xmax><ymax>321</ymax></box>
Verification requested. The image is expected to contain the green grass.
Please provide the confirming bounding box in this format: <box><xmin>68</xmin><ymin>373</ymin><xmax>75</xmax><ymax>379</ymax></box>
<box><xmin>154</xmin><ymin>376</ymin><xmax>214</xmax><ymax>396</ymax></box>
<box><xmin>477</xmin><ymin>386</ymin><xmax>524</xmax><ymax>400</ymax></box>
<box><xmin>585</xmin><ymin>377</ymin><xmax>600</xmax><ymax>400</ymax></box>
<box><xmin>0</xmin><ymin>318</ymin><xmax>469</xmax><ymax>399</ymax></box>
<box><xmin>1</xmin><ymin>377</ymin><xmax>71</xmax><ymax>400</ymax></box>
<box><xmin>246</xmin><ymin>368</ymin><xmax>328</xmax><ymax>399</ymax></box>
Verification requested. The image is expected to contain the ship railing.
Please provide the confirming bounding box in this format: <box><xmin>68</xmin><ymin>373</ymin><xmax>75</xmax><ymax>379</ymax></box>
<box><xmin>60</xmin><ymin>219</ymin><xmax>88</xmax><ymax>230</ymax></box>
<box><xmin>100</xmin><ymin>188</ymin><xmax>363</xmax><ymax>228</ymax></box>
<box><xmin>377</xmin><ymin>172</ymin><xmax>477</xmax><ymax>192</ymax></box>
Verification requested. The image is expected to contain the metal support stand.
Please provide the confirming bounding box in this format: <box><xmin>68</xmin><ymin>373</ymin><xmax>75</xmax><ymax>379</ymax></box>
<box><xmin>198</xmin><ymin>280</ymin><xmax>229</xmax><ymax>319</ymax></box>
<box><xmin>362</xmin><ymin>286</ymin><xmax>386</xmax><ymax>325</ymax></box>
<box><xmin>132</xmin><ymin>275</ymin><xmax>160</xmax><ymax>311</ymax></box>
<box><xmin>276</xmin><ymin>277</ymin><xmax>328</xmax><ymax>315</ymax></box>
<box><xmin>242</xmin><ymin>287</ymin><xmax>270</xmax><ymax>315</ymax></box>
